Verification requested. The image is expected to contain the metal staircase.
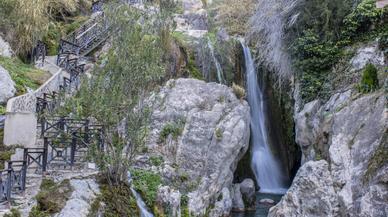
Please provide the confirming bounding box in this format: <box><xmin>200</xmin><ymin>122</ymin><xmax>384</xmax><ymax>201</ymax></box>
<box><xmin>1</xmin><ymin>6</ymin><xmax>110</xmax><ymax>205</ymax></box>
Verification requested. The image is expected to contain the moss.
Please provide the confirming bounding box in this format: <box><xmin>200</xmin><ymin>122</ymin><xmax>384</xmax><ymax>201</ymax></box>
<box><xmin>150</xmin><ymin>156</ymin><xmax>164</xmax><ymax>166</ymax></box>
<box><xmin>4</xmin><ymin>208</ymin><xmax>21</xmax><ymax>217</ymax></box>
<box><xmin>159</xmin><ymin>120</ymin><xmax>185</xmax><ymax>143</ymax></box>
<box><xmin>29</xmin><ymin>178</ymin><xmax>73</xmax><ymax>216</ymax></box>
<box><xmin>0</xmin><ymin>105</ymin><xmax>5</xmax><ymax>115</ymax></box>
<box><xmin>0</xmin><ymin>56</ymin><xmax>51</xmax><ymax>95</ymax></box>
<box><xmin>359</xmin><ymin>63</ymin><xmax>379</xmax><ymax>93</ymax></box>
<box><xmin>215</xmin><ymin>128</ymin><xmax>223</xmax><ymax>140</ymax></box>
<box><xmin>130</xmin><ymin>169</ymin><xmax>162</xmax><ymax>209</ymax></box>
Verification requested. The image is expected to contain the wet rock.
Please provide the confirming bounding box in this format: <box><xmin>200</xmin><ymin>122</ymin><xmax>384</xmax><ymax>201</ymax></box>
<box><xmin>231</xmin><ymin>184</ymin><xmax>245</xmax><ymax>211</ymax></box>
<box><xmin>239</xmin><ymin>179</ymin><xmax>256</xmax><ymax>209</ymax></box>
<box><xmin>268</xmin><ymin>160</ymin><xmax>339</xmax><ymax>217</ymax></box>
<box><xmin>259</xmin><ymin>198</ymin><xmax>275</xmax><ymax>205</ymax></box>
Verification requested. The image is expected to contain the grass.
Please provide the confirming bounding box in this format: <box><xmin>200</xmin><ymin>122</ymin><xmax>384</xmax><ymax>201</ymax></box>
<box><xmin>29</xmin><ymin>178</ymin><xmax>73</xmax><ymax>217</ymax></box>
<box><xmin>0</xmin><ymin>56</ymin><xmax>51</xmax><ymax>95</ymax></box>
<box><xmin>0</xmin><ymin>105</ymin><xmax>5</xmax><ymax>115</ymax></box>
<box><xmin>88</xmin><ymin>182</ymin><xmax>139</xmax><ymax>217</ymax></box>
<box><xmin>4</xmin><ymin>208</ymin><xmax>21</xmax><ymax>217</ymax></box>
<box><xmin>0</xmin><ymin>129</ymin><xmax>16</xmax><ymax>170</ymax></box>
<box><xmin>159</xmin><ymin>120</ymin><xmax>185</xmax><ymax>143</ymax></box>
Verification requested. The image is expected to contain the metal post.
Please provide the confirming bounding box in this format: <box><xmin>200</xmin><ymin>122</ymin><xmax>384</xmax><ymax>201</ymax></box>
<box><xmin>70</xmin><ymin>135</ymin><xmax>76</xmax><ymax>166</ymax></box>
<box><xmin>43</xmin><ymin>138</ymin><xmax>48</xmax><ymax>172</ymax></box>
<box><xmin>21</xmin><ymin>161</ymin><xmax>27</xmax><ymax>191</ymax></box>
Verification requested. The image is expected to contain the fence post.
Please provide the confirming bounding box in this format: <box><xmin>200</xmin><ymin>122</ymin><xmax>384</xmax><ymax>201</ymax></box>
<box><xmin>43</xmin><ymin>138</ymin><xmax>48</xmax><ymax>172</ymax></box>
<box><xmin>70</xmin><ymin>135</ymin><xmax>77</xmax><ymax>167</ymax></box>
<box><xmin>6</xmin><ymin>163</ymin><xmax>12</xmax><ymax>201</ymax></box>
<box><xmin>21</xmin><ymin>161</ymin><xmax>27</xmax><ymax>191</ymax></box>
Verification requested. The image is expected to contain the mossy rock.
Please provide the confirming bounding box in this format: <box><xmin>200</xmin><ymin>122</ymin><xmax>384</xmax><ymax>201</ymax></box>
<box><xmin>30</xmin><ymin>178</ymin><xmax>73</xmax><ymax>216</ymax></box>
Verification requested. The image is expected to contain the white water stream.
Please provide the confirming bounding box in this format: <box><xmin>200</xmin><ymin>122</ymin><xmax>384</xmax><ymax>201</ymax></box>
<box><xmin>207</xmin><ymin>38</ymin><xmax>225</xmax><ymax>84</ymax></box>
<box><xmin>240</xmin><ymin>41</ymin><xmax>287</xmax><ymax>194</ymax></box>
<box><xmin>127</xmin><ymin>172</ymin><xmax>154</xmax><ymax>217</ymax></box>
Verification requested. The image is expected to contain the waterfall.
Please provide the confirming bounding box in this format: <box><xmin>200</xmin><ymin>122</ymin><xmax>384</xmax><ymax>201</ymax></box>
<box><xmin>240</xmin><ymin>41</ymin><xmax>287</xmax><ymax>194</ymax></box>
<box><xmin>207</xmin><ymin>38</ymin><xmax>225</xmax><ymax>84</ymax></box>
<box><xmin>127</xmin><ymin>172</ymin><xmax>154</xmax><ymax>217</ymax></box>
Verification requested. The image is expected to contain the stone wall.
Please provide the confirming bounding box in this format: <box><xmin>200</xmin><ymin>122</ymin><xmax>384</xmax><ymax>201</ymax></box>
<box><xmin>3</xmin><ymin>69</ymin><xmax>68</xmax><ymax>147</ymax></box>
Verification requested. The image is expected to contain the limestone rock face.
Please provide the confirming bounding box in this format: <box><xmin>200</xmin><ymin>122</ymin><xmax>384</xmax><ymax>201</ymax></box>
<box><xmin>0</xmin><ymin>65</ymin><xmax>16</xmax><ymax>104</ymax></box>
<box><xmin>350</xmin><ymin>43</ymin><xmax>385</xmax><ymax>71</ymax></box>
<box><xmin>268</xmin><ymin>160</ymin><xmax>339</xmax><ymax>217</ymax></box>
<box><xmin>156</xmin><ymin>186</ymin><xmax>181</xmax><ymax>217</ymax></box>
<box><xmin>0</xmin><ymin>36</ymin><xmax>13</xmax><ymax>57</ymax></box>
<box><xmin>290</xmin><ymin>90</ymin><xmax>387</xmax><ymax>216</ymax></box>
<box><xmin>54</xmin><ymin>179</ymin><xmax>100</xmax><ymax>217</ymax></box>
<box><xmin>146</xmin><ymin>78</ymin><xmax>251</xmax><ymax>216</ymax></box>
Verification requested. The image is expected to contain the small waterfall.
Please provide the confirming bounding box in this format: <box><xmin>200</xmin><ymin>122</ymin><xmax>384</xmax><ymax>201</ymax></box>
<box><xmin>127</xmin><ymin>172</ymin><xmax>154</xmax><ymax>217</ymax></box>
<box><xmin>207</xmin><ymin>38</ymin><xmax>225</xmax><ymax>84</ymax></box>
<box><xmin>240</xmin><ymin>41</ymin><xmax>287</xmax><ymax>194</ymax></box>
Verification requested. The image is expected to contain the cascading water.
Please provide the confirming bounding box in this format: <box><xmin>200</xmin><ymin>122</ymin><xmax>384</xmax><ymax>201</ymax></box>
<box><xmin>127</xmin><ymin>172</ymin><xmax>154</xmax><ymax>217</ymax></box>
<box><xmin>207</xmin><ymin>38</ymin><xmax>225</xmax><ymax>84</ymax></box>
<box><xmin>240</xmin><ymin>41</ymin><xmax>287</xmax><ymax>194</ymax></box>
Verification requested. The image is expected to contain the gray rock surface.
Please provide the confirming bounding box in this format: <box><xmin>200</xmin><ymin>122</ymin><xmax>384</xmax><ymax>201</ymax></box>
<box><xmin>156</xmin><ymin>186</ymin><xmax>181</xmax><ymax>217</ymax></box>
<box><xmin>289</xmin><ymin>90</ymin><xmax>387</xmax><ymax>216</ymax></box>
<box><xmin>239</xmin><ymin>179</ymin><xmax>255</xmax><ymax>209</ymax></box>
<box><xmin>268</xmin><ymin>160</ymin><xmax>339</xmax><ymax>217</ymax></box>
<box><xmin>0</xmin><ymin>65</ymin><xmax>16</xmax><ymax>104</ymax></box>
<box><xmin>208</xmin><ymin>187</ymin><xmax>233</xmax><ymax>217</ymax></box>
<box><xmin>350</xmin><ymin>43</ymin><xmax>385</xmax><ymax>71</ymax></box>
<box><xmin>0</xmin><ymin>36</ymin><xmax>13</xmax><ymax>57</ymax></box>
<box><xmin>55</xmin><ymin>179</ymin><xmax>100</xmax><ymax>217</ymax></box>
<box><xmin>231</xmin><ymin>184</ymin><xmax>244</xmax><ymax>211</ymax></box>
<box><xmin>146</xmin><ymin>78</ymin><xmax>251</xmax><ymax>216</ymax></box>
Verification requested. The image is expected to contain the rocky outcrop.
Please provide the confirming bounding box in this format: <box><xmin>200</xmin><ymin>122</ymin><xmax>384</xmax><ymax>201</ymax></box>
<box><xmin>350</xmin><ymin>43</ymin><xmax>385</xmax><ymax>71</ymax></box>
<box><xmin>55</xmin><ymin>179</ymin><xmax>100</xmax><ymax>217</ymax></box>
<box><xmin>156</xmin><ymin>186</ymin><xmax>181</xmax><ymax>217</ymax></box>
<box><xmin>0</xmin><ymin>36</ymin><xmax>13</xmax><ymax>57</ymax></box>
<box><xmin>144</xmin><ymin>78</ymin><xmax>250</xmax><ymax>216</ymax></box>
<box><xmin>268</xmin><ymin>160</ymin><xmax>339</xmax><ymax>217</ymax></box>
<box><xmin>289</xmin><ymin>89</ymin><xmax>388</xmax><ymax>216</ymax></box>
<box><xmin>0</xmin><ymin>65</ymin><xmax>16</xmax><ymax>104</ymax></box>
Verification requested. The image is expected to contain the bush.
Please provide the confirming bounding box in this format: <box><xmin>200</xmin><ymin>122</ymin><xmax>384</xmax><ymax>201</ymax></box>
<box><xmin>149</xmin><ymin>156</ymin><xmax>164</xmax><ymax>166</ymax></box>
<box><xmin>159</xmin><ymin>120</ymin><xmax>185</xmax><ymax>143</ymax></box>
<box><xmin>130</xmin><ymin>169</ymin><xmax>162</xmax><ymax>209</ymax></box>
<box><xmin>359</xmin><ymin>63</ymin><xmax>379</xmax><ymax>93</ymax></box>
<box><xmin>232</xmin><ymin>83</ymin><xmax>246</xmax><ymax>99</ymax></box>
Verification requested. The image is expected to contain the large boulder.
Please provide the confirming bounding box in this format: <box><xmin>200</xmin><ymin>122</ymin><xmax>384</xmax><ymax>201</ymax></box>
<box><xmin>0</xmin><ymin>65</ymin><xmax>16</xmax><ymax>104</ymax></box>
<box><xmin>231</xmin><ymin>178</ymin><xmax>256</xmax><ymax>212</ymax></box>
<box><xmin>145</xmin><ymin>78</ymin><xmax>251</xmax><ymax>216</ymax></box>
<box><xmin>0</xmin><ymin>36</ymin><xmax>13</xmax><ymax>57</ymax></box>
<box><xmin>268</xmin><ymin>160</ymin><xmax>339</xmax><ymax>217</ymax></box>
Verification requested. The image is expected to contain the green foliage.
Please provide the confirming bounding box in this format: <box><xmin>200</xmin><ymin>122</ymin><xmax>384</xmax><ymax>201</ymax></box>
<box><xmin>159</xmin><ymin>120</ymin><xmax>185</xmax><ymax>143</ymax></box>
<box><xmin>0</xmin><ymin>105</ymin><xmax>5</xmax><ymax>115</ymax></box>
<box><xmin>4</xmin><ymin>208</ymin><xmax>21</xmax><ymax>217</ymax></box>
<box><xmin>130</xmin><ymin>169</ymin><xmax>162</xmax><ymax>209</ymax></box>
<box><xmin>359</xmin><ymin>63</ymin><xmax>379</xmax><ymax>93</ymax></box>
<box><xmin>150</xmin><ymin>156</ymin><xmax>164</xmax><ymax>166</ymax></box>
<box><xmin>342</xmin><ymin>0</ymin><xmax>386</xmax><ymax>42</ymax></box>
<box><xmin>30</xmin><ymin>179</ymin><xmax>73</xmax><ymax>217</ymax></box>
<box><xmin>291</xmin><ymin>0</ymin><xmax>387</xmax><ymax>102</ymax></box>
<box><xmin>0</xmin><ymin>56</ymin><xmax>50</xmax><ymax>95</ymax></box>
<box><xmin>0</xmin><ymin>140</ymin><xmax>17</xmax><ymax>170</ymax></box>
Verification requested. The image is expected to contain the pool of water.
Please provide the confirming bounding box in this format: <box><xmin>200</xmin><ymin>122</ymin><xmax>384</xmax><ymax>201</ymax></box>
<box><xmin>231</xmin><ymin>193</ymin><xmax>283</xmax><ymax>217</ymax></box>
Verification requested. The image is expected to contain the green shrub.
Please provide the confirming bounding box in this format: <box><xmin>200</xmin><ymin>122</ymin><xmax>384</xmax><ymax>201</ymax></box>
<box><xmin>232</xmin><ymin>83</ymin><xmax>246</xmax><ymax>100</ymax></box>
<box><xmin>359</xmin><ymin>63</ymin><xmax>379</xmax><ymax>93</ymax></box>
<box><xmin>215</xmin><ymin>128</ymin><xmax>223</xmax><ymax>140</ymax></box>
<box><xmin>150</xmin><ymin>156</ymin><xmax>164</xmax><ymax>166</ymax></box>
<box><xmin>130</xmin><ymin>169</ymin><xmax>162</xmax><ymax>209</ymax></box>
<box><xmin>159</xmin><ymin>120</ymin><xmax>185</xmax><ymax>143</ymax></box>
